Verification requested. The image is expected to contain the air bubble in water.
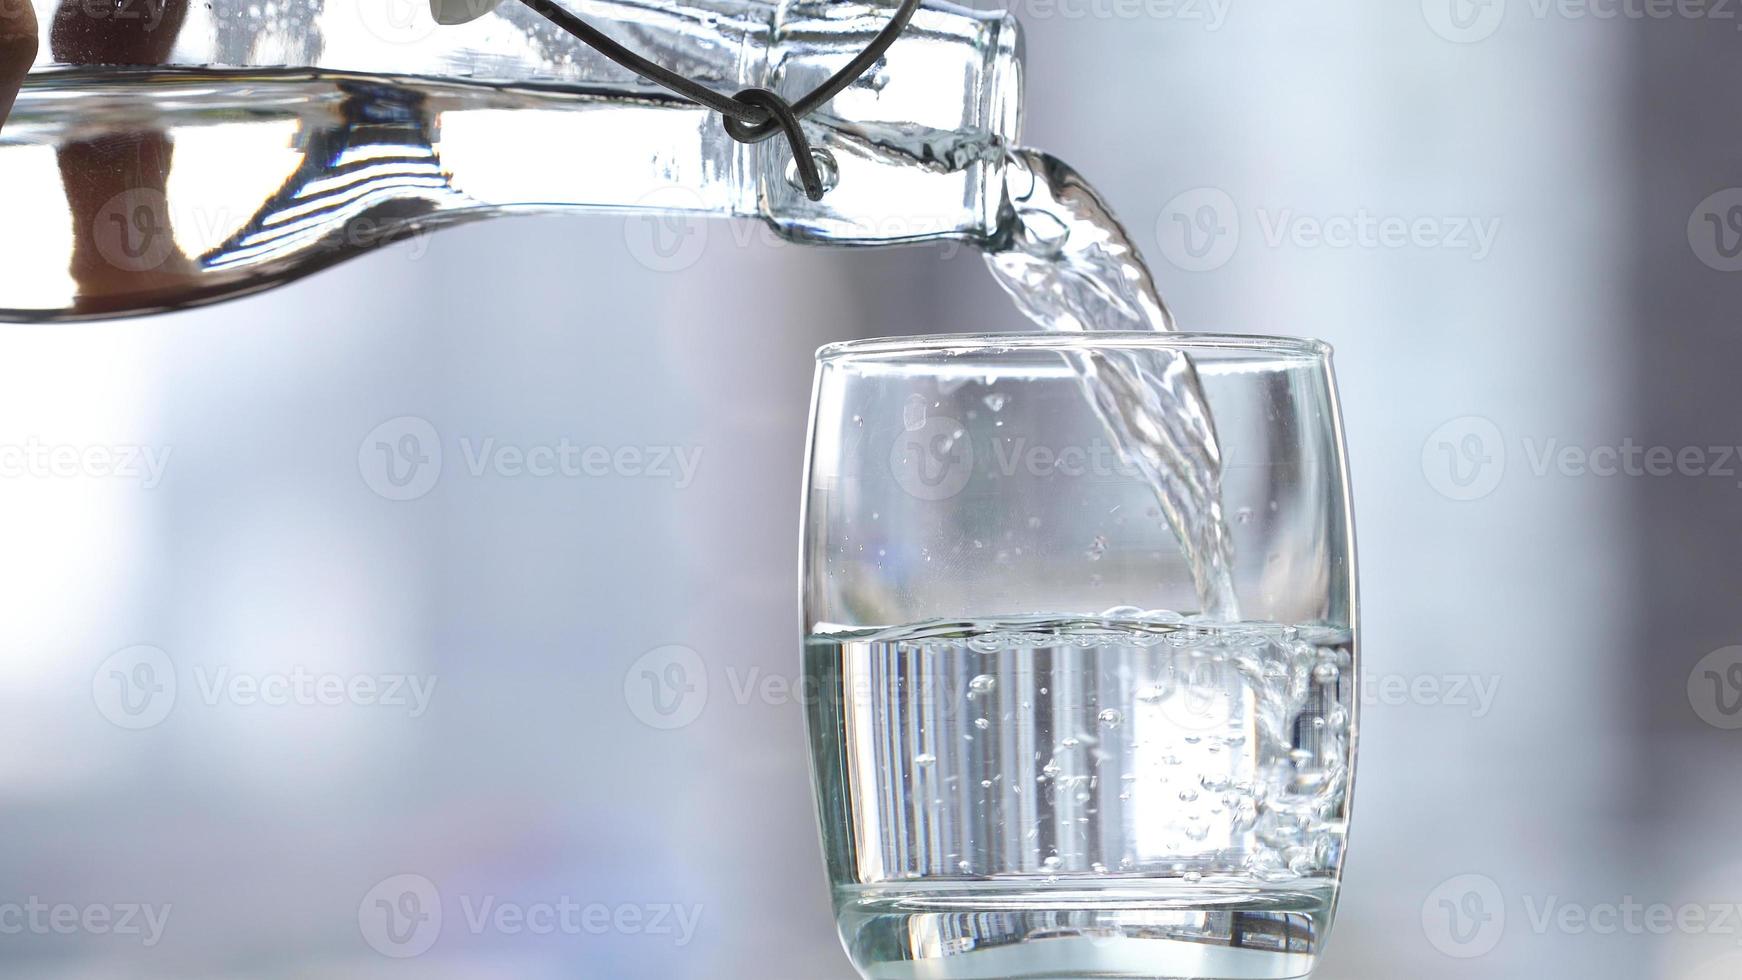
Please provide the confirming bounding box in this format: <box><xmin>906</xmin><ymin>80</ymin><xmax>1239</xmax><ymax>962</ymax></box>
<box><xmin>1098</xmin><ymin>708</ymin><xmax>1123</xmax><ymax>728</ymax></box>
<box><xmin>967</xmin><ymin>674</ymin><xmax>996</xmax><ymax>698</ymax></box>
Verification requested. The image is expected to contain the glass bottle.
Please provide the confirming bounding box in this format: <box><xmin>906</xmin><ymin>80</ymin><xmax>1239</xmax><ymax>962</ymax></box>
<box><xmin>0</xmin><ymin>0</ymin><xmax>1021</xmax><ymax>319</ymax></box>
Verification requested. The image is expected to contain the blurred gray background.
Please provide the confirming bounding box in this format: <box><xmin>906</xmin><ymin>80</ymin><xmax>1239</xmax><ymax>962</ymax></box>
<box><xmin>3</xmin><ymin>0</ymin><xmax>1741</xmax><ymax>977</ymax></box>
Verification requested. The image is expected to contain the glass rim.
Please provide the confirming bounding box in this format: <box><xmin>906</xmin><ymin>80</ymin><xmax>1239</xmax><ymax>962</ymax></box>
<box><xmin>816</xmin><ymin>332</ymin><xmax>1332</xmax><ymax>362</ymax></box>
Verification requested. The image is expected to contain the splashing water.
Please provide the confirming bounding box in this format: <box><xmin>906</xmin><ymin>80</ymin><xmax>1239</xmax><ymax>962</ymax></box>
<box><xmin>982</xmin><ymin>148</ymin><xmax>1239</xmax><ymax>619</ymax></box>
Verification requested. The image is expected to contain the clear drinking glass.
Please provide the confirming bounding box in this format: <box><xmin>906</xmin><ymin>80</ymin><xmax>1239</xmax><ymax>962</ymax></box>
<box><xmin>801</xmin><ymin>333</ymin><xmax>1357</xmax><ymax>980</ymax></box>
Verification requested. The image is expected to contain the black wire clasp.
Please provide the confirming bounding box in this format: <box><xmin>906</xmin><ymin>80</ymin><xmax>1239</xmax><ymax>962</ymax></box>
<box><xmin>515</xmin><ymin>0</ymin><xmax>923</xmax><ymax>201</ymax></box>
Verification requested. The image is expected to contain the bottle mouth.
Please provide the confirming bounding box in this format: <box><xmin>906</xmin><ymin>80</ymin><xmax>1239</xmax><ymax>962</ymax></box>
<box><xmin>816</xmin><ymin>332</ymin><xmax>1333</xmax><ymax>364</ymax></box>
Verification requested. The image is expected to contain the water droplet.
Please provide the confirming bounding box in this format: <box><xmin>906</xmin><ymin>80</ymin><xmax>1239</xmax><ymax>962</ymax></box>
<box><xmin>983</xmin><ymin>392</ymin><xmax>1008</xmax><ymax>413</ymax></box>
<box><xmin>784</xmin><ymin>148</ymin><xmax>840</xmax><ymax>194</ymax></box>
<box><xmin>1098</xmin><ymin>708</ymin><xmax>1123</xmax><ymax>728</ymax></box>
<box><xmin>974</xmin><ymin>718</ymin><xmax>990</xmax><ymax>730</ymax></box>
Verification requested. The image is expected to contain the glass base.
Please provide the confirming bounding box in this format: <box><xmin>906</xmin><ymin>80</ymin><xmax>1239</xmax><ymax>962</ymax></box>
<box><xmin>835</xmin><ymin>882</ymin><xmax>1332</xmax><ymax>980</ymax></box>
